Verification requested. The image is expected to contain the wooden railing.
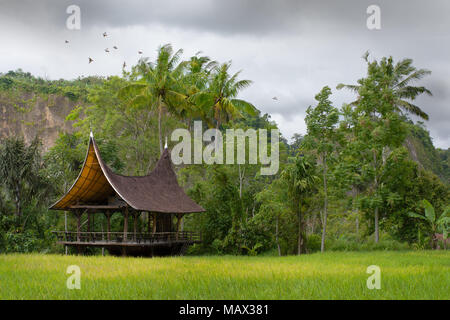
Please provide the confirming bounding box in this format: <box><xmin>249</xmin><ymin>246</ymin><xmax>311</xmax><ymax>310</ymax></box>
<box><xmin>52</xmin><ymin>231</ymin><xmax>201</xmax><ymax>244</ymax></box>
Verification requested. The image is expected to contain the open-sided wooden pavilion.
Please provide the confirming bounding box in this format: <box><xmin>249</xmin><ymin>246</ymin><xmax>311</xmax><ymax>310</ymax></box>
<box><xmin>50</xmin><ymin>133</ymin><xmax>205</xmax><ymax>256</ymax></box>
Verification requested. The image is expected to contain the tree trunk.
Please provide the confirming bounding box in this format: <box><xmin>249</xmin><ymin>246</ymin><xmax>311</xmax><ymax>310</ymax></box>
<box><xmin>276</xmin><ymin>214</ymin><xmax>281</xmax><ymax>256</ymax></box>
<box><xmin>355</xmin><ymin>211</ymin><xmax>359</xmax><ymax>238</ymax></box>
<box><xmin>238</xmin><ymin>164</ymin><xmax>244</xmax><ymax>199</ymax></box>
<box><xmin>297</xmin><ymin>201</ymin><xmax>307</xmax><ymax>255</ymax></box>
<box><xmin>158</xmin><ymin>96</ymin><xmax>163</xmax><ymax>155</ymax></box>
<box><xmin>374</xmin><ymin>206</ymin><xmax>379</xmax><ymax>243</ymax></box>
<box><xmin>15</xmin><ymin>184</ymin><xmax>21</xmax><ymax>218</ymax></box>
<box><xmin>373</xmin><ymin>151</ymin><xmax>379</xmax><ymax>243</ymax></box>
<box><xmin>321</xmin><ymin>155</ymin><xmax>328</xmax><ymax>253</ymax></box>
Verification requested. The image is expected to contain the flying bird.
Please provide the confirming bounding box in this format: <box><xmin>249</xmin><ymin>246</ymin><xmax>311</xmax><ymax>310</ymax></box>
<box><xmin>272</xmin><ymin>96</ymin><xmax>278</xmax><ymax>101</ymax></box>
<box><xmin>65</xmin><ymin>40</ymin><xmax>69</xmax><ymax>44</ymax></box>
<box><xmin>138</xmin><ymin>50</ymin><xmax>143</xmax><ymax>54</ymax></box>
<box><xmin>88</xmin><ymin>57</ymin><xmax>94</xmax><ymax>64</ymax></box>
<box><xmin>113</xmin><ymin>46</ymin><xmax>118</xmax><ymax>50</ymax></box>
<box><xmin>105</xmin><ymin>48</ymin><xmax>110</xmax><ymax>53</ymax></box>
<box><xmin>103</xmin><ymin>32</ymin><xmax>108</xmax><ymax>37</ymax></box>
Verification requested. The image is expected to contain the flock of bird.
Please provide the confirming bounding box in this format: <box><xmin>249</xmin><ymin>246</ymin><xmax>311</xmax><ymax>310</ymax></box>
<box><xmin>64</xmin><ymin>31</ymin><xmax>143</xmax><ymax>69</ymax></box>
<box><xmin>64</xmin><ymin>32</ymin><xmax>280</xmax><ymax>101</ymax></box>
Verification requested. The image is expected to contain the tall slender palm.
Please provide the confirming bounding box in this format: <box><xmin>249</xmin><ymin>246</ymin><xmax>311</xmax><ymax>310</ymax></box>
<box><xmin>189</xmin><ymin>62</ymin><xmax>257</xmax><ymax>129</ymax></box>
<box><xmin>281</xmin><ymin>156</ymin><xmax>319</xmax><ymax>255</ymax></box>
<box><xmin>337</xmin><ymin>53</ymin><xmax>432</xmax><ymax>120</ymax></box>
<box><xmin>120</xmin><ymin>44</ymin><xmax>187</xmax><ymax>154</ymax></box>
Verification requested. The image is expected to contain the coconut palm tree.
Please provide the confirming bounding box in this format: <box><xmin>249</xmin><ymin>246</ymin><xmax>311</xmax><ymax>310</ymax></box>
<box><xmin>181</xmin><ymin>52</ymin><xmax>218</xmax><ymax>126</ymax></box>
<box><xmin>189</xmin><ymin>62</ymin><xmax>257</xmax><ymax>129</ymax></box>
<box><xmin>337</xmin><ymin>52</ymin><xmax>432</xmax><ymax>120</ymax></box>
<box><xmin>119</xmin><ymin>44</ymin><xmax>187</xmax><ymax>154</ymax></box>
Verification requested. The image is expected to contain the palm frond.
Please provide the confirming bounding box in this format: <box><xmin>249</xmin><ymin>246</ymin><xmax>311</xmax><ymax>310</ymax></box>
<box><xmin>407</xmin><ymin>212</ymin><xmax>428</xmax><ymax>221</ymax></box>
<box><xmin>395</xmin><ymin>99</ymin><xmax>429</xmax><ymax>120</ymax></box>
<box><xmin>336</xmin><ymin>83</ymin><xmax>360</xmax><ymax>94</ymax></box>
<box><xmin>231</xmin><ymin>98</ymin><xmax>257</xmax><ymax>116</ymax></box>
<box><xmin>395</xmin><ymin>69</ymin><xmax>431</xmax><ymax>88</ymax></box>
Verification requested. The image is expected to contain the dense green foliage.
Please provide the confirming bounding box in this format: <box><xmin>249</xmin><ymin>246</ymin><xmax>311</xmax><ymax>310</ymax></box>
<box><xmin>0</xmin><ymin>69</ymin><xmax>103</xmax><ymax>102</ymax></box>
<box><xmin>0</xmin><ymin>48</ymin><xmax>448</xmax><ymax>255</ymax></box>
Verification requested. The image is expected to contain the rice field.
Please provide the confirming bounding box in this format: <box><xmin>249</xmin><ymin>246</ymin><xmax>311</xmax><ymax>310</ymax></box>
<box><xmin>0</xmin><ymin>251</ymin><xmax>448</xmax><ymax>300</ymax></box>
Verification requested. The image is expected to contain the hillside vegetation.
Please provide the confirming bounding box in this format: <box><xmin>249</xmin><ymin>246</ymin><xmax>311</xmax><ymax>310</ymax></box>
<box><xmin>0</xmin><ymin>49</ymin><xmax>449</xmax><ymax>256</ymax></box>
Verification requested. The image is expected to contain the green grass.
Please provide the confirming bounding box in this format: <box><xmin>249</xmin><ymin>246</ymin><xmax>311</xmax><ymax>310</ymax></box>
<box><xmin>0</xmin><ymin>251</ymin><xmax>448</xmax><ymax>299</ymax></box>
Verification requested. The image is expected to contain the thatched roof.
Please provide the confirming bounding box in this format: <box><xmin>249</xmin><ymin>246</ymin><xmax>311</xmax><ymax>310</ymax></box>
<box><xmin>49</xmin><ymin>134</ymin><xmax>205</xmax><ymax>214</ymax></box>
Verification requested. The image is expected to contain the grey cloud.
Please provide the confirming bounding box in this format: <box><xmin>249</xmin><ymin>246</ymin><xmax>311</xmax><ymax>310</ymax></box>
<box><xmin>3</xmin><ymin>0</ymin><xmax>450</xmax><ymax>35</ymax></box>
<box><xmin>0</xmin><ymin>0</ymin><xmax>448</xmax><ymax>147</ymax></box>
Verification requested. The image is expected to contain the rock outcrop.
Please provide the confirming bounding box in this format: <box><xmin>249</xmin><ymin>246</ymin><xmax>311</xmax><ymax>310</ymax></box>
<box><xmin>0</xmin><ymin>92</ymin><xmax>77</xmax><ymax>152</ymax></box>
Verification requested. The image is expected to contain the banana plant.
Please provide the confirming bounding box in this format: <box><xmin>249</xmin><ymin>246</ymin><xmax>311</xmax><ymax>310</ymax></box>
<box><xmin>408</xmin><ymin>199</ymin><xmax>449</xmax><ymax>249</ymax></box>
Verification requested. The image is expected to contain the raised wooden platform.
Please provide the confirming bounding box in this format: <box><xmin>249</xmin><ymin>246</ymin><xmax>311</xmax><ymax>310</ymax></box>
<box><xmin>52</xmin><ymin>231</ymin><xmax>201</xmax><ymax>256</ymax></box>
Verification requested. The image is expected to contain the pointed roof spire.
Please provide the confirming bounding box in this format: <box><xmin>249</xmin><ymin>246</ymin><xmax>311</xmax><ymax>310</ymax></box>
<box><xmin>49</xmin><ymin>135</ymin><xmax>205</xmax><ymax>213</ymax></box>
<box><xmin>90</xmin><ymin>131</ymin><xmax>94</xmax><ymax>138</ymax></box>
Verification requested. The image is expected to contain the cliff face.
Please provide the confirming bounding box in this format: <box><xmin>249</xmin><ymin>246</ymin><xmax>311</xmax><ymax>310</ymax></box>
<box><xmin>0</xmin><ymin>92</ymin><xmax>77</xmax><ymax>152</ymax></box>
<box><xmin>404</xmin><ymin>124</ymin><xmax>450</xmax><ymax>184</ymax></box>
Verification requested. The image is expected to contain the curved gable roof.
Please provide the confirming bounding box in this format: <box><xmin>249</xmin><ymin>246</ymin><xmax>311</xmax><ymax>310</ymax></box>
<box><xmin>50</xmin><ymin>135</ymin><xmax>205</xmax><ymax>214</ymax></box>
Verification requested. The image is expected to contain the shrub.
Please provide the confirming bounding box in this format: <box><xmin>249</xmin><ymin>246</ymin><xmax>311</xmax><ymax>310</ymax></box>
<box><xmin>307</xmin><ymin>234</ymin><xmax>322</xmax><ymax>253</ymax></box>
<box><xmin>324</xmin><ymin>234</ymin><xmax>411</xmax><ymax>252</ymax></box>
<box><xmin>3</xmin><ymin>231</ymin><xmax>41</xmax><ymax>253</ymax></box>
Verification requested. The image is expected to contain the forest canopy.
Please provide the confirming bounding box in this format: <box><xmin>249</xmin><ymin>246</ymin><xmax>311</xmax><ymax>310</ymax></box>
<box><xmin>0</xmin><ymin>46</ymin><xmax>448</xmax><ymax>255</ymax></box>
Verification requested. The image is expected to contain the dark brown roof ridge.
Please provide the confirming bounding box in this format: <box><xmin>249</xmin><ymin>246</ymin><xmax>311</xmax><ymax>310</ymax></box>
<box><xmin>91</xmin><ymin>136</ymin><xmax>205</xmax><ymax>213</ymax></box>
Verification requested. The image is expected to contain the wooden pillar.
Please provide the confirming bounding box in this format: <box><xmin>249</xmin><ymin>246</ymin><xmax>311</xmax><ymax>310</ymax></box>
<box><xmin>152</xmin><ymin>213</ymin><xmax>157</xmax><ymax>234</ymax></box>
<box><xmin>105</xmin><ymin>211</ymin><xmax>111</xmax><ymax>241</ymax></box>
<box><xmin>147</xmin><ymin>212</ymin><xmax>152</xmax><ymax>233</ymax></box>
<box><xmin>123</xmin><ymin>207</ymin><xmax>128</xmax><ymax>241</ymax></box>
<box><xmin>101</xmin><ymin>222</ymin><xmax>105</xmax><ymax>256</ymax></box>
<box><xmin>92</xmin><ymin>214</ymin><xmax>95</xmax><ymax>242</ymax></box>
<box><xmin>176</xmin><ymin>214</ymin><xmax>182</xmax><ymax>240</ymax></box>
<box><xmin>133</xmin><ymin>212</ymin><xmax>138</xmax><ymax>241</ymax></box>
<box><xmin>87</xmin><ymin>213</ymin><xmax>91</xmax><ymax>232</ymax></box>
<box><xmin>76</xmin><ymin>210</ymin><xmax>81</xmax><ymax>242</ymax></box>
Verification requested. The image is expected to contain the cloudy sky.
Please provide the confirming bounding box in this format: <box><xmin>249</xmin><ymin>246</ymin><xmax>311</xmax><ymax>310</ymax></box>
<box><xmin>0</xmin><ymin>0</ymin><xmax>449</xmax><ymax>148</ymax></box>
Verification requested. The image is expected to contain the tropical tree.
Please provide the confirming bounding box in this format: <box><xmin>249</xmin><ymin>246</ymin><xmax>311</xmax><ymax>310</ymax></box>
<box><xmin>336</xmin><ymin>55</ymin><xmax>410</xmax><ymax>243</ymax></box>
<box><xmin>408</xmin><ymin>200</ymin><xmax>449</xmax><ymax>249</ymax></box>
<box><xmin>304</xmin><ymin>86</ymin><xmax>339</xmax><ymax>252</ymax></box>
<box><xmin>189</xmin><ymin>62</ymin><xmax>257</xmax><ymax>129</ymax></box>
<box><xmin>0</xmin><ymin>136</ymin><xmax>52</xmax><ymax>226</ymax></box>
<box><xmin>256</xmin><ymin>177</ymin><xmax>291</xmax><ymax>256</ymax></box>
<box><xmin>281</xmin><ymin>155</ymin><xmax>319</xmax><ymax>254</ymax></box>
<box><xmin>120</xmin><ymin>44</ymin><xmax>187</xmax><ymax>154</ymax></box>
<box><xmin>182</xmin><ymin>52</ymin><xmax>217</xmax><ymax>128</ymax></box>
<box><xmin>337</xmin><ymin>52</ymin><xmax>432</xmax><ymax>120</ymax></box>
